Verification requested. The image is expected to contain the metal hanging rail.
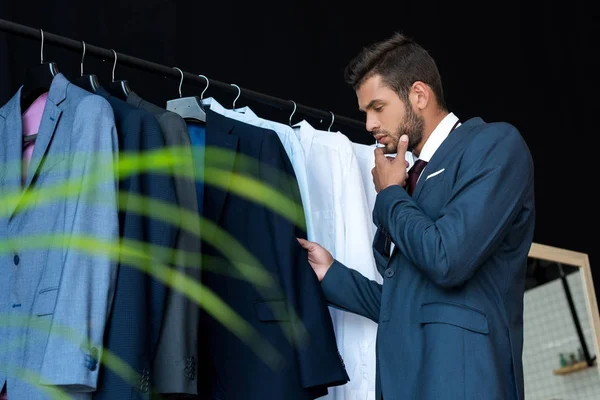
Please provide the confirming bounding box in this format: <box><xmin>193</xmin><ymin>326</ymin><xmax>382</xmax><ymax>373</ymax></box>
<box><xmin>0</xmin><ymin>18</ymin><xmax>368</xmax><ymax>133</ymax></box>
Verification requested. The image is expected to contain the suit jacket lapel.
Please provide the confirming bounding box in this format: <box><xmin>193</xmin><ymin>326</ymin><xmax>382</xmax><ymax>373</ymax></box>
<box><xmin>12</xmin><ymin>74</ymin><xmax>67</xmax><ymax>217</ymax></box>
<box><xmin>0</xmin><ymin>89</ymin><xmax>23</xmax><ymax>218</ymax></box>
<box><xmin>22</xmin><ymin>101</ymin><xmax>62</xmax><ymax>190</ymax></box>
<box><xmin>412</xmin><ymin>117</ymin><xmax>484</xmax><ymax>201</ymax></box>
<box><xmin>204</xmin><ymin>109</ymin><xmax>239</xmax><ymax>229</ymax></box>
<box><xmin>21</xmin><ymin>74</ymin><xmax>67</xmax><ymax>187</ymax></box>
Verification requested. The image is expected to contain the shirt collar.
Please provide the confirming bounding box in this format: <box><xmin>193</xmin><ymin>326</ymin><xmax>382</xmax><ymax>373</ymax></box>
<box><xmin>201</xmin><ymin>97</ymin><xmax>227</xmax><ymax>114</ymax></box>
<box><xmin>202</xmin><ymin>97</ymin><xmax>258</xmax><ymax>118</ymax></box>
<box><xmin>292</xmin><ymin>119</ymin><xmax>318</xmax><ymax>153</ymax></box>
<box><xmin>417</xmin><ymin>112</ymin><xmax>460</xmax><ymax>162</ymax></box>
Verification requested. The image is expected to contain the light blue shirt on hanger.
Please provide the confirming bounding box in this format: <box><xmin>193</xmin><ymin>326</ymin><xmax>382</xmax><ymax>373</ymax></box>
<box><xmin>201</xmin><ymin>97</ymin><xmax>314</xmax><ymax>240</ymax></box>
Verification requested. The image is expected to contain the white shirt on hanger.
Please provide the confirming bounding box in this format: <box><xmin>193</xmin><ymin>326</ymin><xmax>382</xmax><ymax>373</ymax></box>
<box><xmin>201</xmin><ymin>97</ymin><xmax>315</xmax><ymax>240</ymax></box>
<box><xmin>352</xmin><ymin>143</ymin><xmax>414</xmax><ymax>255</ymax></box>
<box><xmin>351</xmin><ymin>143</ymin><xmax>416</xmax><ymax>234</ymax></box>
<box><xmin>293</xmin><ymin>120</ymin><xmax>378</xmax><ymax>400</ymax></box>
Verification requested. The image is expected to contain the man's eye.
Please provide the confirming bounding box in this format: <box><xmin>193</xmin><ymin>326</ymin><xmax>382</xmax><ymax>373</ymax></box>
<box><xmin>374</xmin><ymin>106</ymin><xmax>383</xmax><ymax>112</ymax></box>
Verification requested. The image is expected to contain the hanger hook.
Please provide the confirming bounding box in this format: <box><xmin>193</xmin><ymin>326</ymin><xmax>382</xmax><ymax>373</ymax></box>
<box><xmin>80</xmin><ymin>41</ymin><xmax>86</xmax><ymax>76</ymax></box>
<box><xmin>328</xmin><ymin>111</ymin><xmax>335</xmax><ymax>132</ymax></box>
<box><xmin>198</xmin><ymin>74</ymin><xmax>209</xmax><ymax>99</ymax></box>
<box><xmin>173</xmin><ymin>67</ymin><xmax>184</xmax><ymax>97</ymax></box>
<box><xmin>110</xmin><ymin>49</ymin><xmax>118</xmax><ymax>82</ymax></box>
<box><xmin>230</xmin><ymin>84</ymin><xmax>241</xmax><ymax>110</ymax></box>
<box><xmin>39</xmin><ymin>29</ymin><xmax>44</xmax><ymax>64</ymax></box>
<box><xmin>289</xmin><ymin>100</ymin><xmax>297</xmax><ymax>126</ymax></box>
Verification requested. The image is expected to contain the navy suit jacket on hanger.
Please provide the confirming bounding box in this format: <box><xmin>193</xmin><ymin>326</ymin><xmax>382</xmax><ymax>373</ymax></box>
<box><xmin>92</xmin><ymin>86</ymin><xmax>179</xmax><ymax>400</ymax></box>
<box><xmin>197</xmin><ymin>109</ymin><xmax>348</xmax><ymax>400</ymax></box>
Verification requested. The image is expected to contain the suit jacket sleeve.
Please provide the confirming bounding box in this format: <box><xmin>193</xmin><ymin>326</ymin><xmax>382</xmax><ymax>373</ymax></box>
<box><xmin>92</xmin><ymin>107</ymin><xmax>179</xmax><ymax>400</ymax></box>
<box><xmin>39</xmin><ymin>95</ymin><xmax>120</xmax><ymax>391</ymax></box>
<box><xmin>118</xmin><ymin>109</ymin><xmax>179</xmax><ymax>363</ymax></box>
<box><xmin>321</xmin><ymin>260</ymin><xmax>382</xmax><ymax>323</ymax></box>
<box><xmin>373</xmin><ymin>123</ymin><xmax>534</xmax><ymax>288</ymax></box>
<box><xmin>152</xmin><ymin>112</ymin><xmax>200</xmax><ymax>395</ymax></box>
<box><xmin>259</xmin><ymin>132</ymin><xmax>349</xmax><ymax>390</ymax></box>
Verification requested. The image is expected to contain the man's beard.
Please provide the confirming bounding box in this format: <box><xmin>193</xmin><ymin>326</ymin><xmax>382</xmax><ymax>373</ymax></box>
<box><xmin>378</xmin><ymin>104</ymin><xmax>425</xmax><ymax>154</ymax></box>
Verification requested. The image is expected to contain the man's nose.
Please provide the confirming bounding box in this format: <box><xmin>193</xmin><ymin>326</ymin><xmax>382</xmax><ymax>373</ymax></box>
<box><xmin>366</xmin><ymin>115</ymin><xmax>379</xmax><ymax>133</ymax></box>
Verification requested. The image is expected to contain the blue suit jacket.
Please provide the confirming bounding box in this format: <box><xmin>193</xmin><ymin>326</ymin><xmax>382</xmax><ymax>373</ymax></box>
<box><xmin>0</xmin><ymin>74</ymin><xmax>119</xmax><ymax>399</ymax></box>
<box><xmin>92</xmin><ymin>87</ymin><xmax>179</xmax><ymax>399</ymax></box>
<box><xmin>322</xmin><ymin>118</ymin><xmax>535</xmax><ymax>400</ymax></box>
<box><xmin>198</xmin><ymin>109</ymin><xmax>348</xmax><ymax>399</ymax></box>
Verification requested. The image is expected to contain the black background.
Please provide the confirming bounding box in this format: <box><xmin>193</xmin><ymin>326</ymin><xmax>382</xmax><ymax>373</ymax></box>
<box><xmin>1</xmin><ymin>1</ymin><xmax>597</xmax><ymax>296</ymax></box>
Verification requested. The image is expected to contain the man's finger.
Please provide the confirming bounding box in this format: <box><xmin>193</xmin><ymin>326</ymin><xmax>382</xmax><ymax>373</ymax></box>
<box><xmin>374</xmin><ymin>147</ymin><xmax>387</xmax><ymax>167</ymax></box>
<box><xmin>397</xmin><ymin>134</ymin><xmax>409</xmax><ymax>154</ymax></box>
<box><xmin>391</xmin><ymin>152</ymin><xmax>407</xmax><ymax>166</ymax></box>
<box><xmin>297</xmin><ymin>238</ymin><xmax>312</xmax><ymax>250</ymax></box>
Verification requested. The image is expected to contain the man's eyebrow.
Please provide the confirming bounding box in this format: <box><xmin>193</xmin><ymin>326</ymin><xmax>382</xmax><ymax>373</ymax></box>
<box><xmin>366</xmin><ymin>100</ymin><xmax>383</xmax><ymax>109</ymax></box>
<box><xmin>359</xmin><ymin>100</ymin><xmax>382</xmax><ymax>112</ymax></box>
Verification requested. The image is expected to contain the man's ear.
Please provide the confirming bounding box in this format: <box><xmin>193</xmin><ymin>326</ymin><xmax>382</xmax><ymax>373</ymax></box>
<box><xmin>410</xmin><ymin>81</ymin><xmax>430</xmax><ymax>111</ymax></box>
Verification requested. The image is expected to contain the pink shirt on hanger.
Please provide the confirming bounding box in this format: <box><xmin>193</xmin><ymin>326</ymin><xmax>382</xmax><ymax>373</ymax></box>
<box><xmin>21</xmin><ymin>92</ymin><xmax>48</xmax><ymax>187</ymax></box>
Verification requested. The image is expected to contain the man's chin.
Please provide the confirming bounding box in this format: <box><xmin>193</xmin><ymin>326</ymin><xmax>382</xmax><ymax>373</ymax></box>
<box><xmin>384</xmin><ymin>144</ymin><xmax>397</xmax><ymax>154</ymax></box>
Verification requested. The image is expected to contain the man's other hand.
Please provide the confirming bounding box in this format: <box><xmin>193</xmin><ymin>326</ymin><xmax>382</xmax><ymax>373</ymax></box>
<box><xmin>297</xmin><ymin>238</ymin><xmax>334</xmax><ymax>281</ymax></box>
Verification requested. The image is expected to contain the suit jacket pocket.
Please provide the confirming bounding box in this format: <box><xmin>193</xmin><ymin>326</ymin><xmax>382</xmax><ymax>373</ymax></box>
<box><xmin>372</xmin><ymin>229</ymin><xmax>390</xmax><ymax>267</ymax></box>
<box><xmin>34</xmin><ymin>287</ymin><xmax>59</xmax><ymax>317</ymax></box>
<box><xmin>420</xmin><ymin>302</ymin><xmax>489</xmax><ymax>334</ymax></box>
<box><xmin>254</xmin><ymin>300</ymin><xmax>289</xmax><ymax>322</ymax></box>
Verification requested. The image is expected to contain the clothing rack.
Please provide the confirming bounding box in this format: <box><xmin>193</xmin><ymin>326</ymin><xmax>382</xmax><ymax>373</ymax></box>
<box><xmin>0</xmin><ymin>18</ymin><xmax>369</xmax><ymax>135</ymax></box>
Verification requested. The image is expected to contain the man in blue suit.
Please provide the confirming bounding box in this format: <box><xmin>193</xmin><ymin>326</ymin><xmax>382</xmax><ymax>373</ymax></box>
<box><xmin>298</xmin><ymin>32</ymin><xmax>535</xmax><ymax>400</ymax></box>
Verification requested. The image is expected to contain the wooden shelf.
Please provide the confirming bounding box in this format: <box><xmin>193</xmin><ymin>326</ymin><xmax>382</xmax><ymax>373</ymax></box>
<box><xmin>553</xmin><ymin>361</ymin><xmax>594</xmax><ymax>375</ymax></box>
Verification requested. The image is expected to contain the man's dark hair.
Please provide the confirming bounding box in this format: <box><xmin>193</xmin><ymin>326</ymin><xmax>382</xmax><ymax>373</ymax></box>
<box><xmin>344</xmin><ymin>32</ymin><xmax>447</xmax><ymax>110</ymax></box>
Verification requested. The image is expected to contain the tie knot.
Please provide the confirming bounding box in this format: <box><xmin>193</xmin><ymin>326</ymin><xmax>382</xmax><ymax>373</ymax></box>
<box><xmin>406</xmin><ymin>159</ymin><xmax>428</xmax><ymax>196</ymax></box>
<box><xmin>410</xmin><ymin>159</ymin><xmax>428</xmax><ymax>176</ymax></box>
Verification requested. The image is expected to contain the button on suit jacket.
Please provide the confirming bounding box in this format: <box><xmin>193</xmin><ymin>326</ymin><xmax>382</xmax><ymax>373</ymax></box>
<box><xmin>198</xmin><ymin>109</ymin><xmax>348</xmax><ymax>400</ymax></box>
<box><xmin>92</xmin><ymin>87</ymin><xmax>179</xmax><ymax>400</ymax></box>
<box><xmin>0</xmin><ymin>73</ymin><xmax>119</xmax><ymax>399</ymax></box>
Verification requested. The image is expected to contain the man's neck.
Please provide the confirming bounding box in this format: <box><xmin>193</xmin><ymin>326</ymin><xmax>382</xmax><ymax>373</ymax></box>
<box><xmin>413</xmin><ymin>109</ymin><xmax>449</xmax><ymax>158</ymax></box>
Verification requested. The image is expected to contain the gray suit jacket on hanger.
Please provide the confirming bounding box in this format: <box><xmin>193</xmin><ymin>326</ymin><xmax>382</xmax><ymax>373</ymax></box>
<box><xmin>0</xmin><ymin>73</ymin><xmax>120</xmax><ymax>400</ymax></box>
<box><xmin>126</xmin><ymin>91</ymin><xmax>201</xmax><ymax>396</ymax></box>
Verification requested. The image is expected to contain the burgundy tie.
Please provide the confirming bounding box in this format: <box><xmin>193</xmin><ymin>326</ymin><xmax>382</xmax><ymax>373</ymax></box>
<box><xmin>406</xmin><ymin>159</ymin><xmax>428</xmax><ymax>196</ymax></box>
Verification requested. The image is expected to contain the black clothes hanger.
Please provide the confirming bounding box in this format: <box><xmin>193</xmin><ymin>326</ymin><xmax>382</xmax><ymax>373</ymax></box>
<box><xmin>328</xmin><ymin>111</ymin><xmax>335</xmax><ymax>132</ymax></box>
<box><xmin>230</xmin><ymin>83</ymin><xmax>243</xmax><ymax>113</ymax></box>
<box><xmin>166</xmin><ymin>67</ymin><xmax>206</xmax><ymax>123</ymax></box>
<box><xmin>288</xmin><ymin>100</ymin><xmax>297</xmax><ymax>126</ymax></box>
<box><xmin>73</xmin><ymin>41</ymin><xmax>100</xmax><ymax>93</ymax></box>
<box><xmin>72</xmin><ymin>41</ymin><xmax>100</xmax><ymax>93</ymax></box>
<box><xmin>107</xmin><ymin>49</ymin><xmax>131</xmax><ymax>99</ymax></box>
<box><xmin>20</xmin><ymin>29</ymin><xmax>58</xmax><ymax>111</ymax></box>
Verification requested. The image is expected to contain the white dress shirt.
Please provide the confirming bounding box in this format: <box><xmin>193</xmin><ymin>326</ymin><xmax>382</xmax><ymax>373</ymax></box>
<box><xmin>201</xmin><ymin>97</ymin><xmax>315</xmax><ymax>240</ymax></box>
<box><xmin>414</xmin><ymin>112</ymin><xmax>460</xmax><ymax>181</ymax></box>
<box><xmin>294</xmin><ymin>120</ymin><xmax>378</xmax><ymax>400</ymax></box>
<box><xmin>351</xmin><ymin>143</ymin><xmax>414</xmax><ymax>245</ymax></box>
<box><xmin>350</xmin><ymin>143</ymin><xmax>379</xmax><ymax>244</ymax></box>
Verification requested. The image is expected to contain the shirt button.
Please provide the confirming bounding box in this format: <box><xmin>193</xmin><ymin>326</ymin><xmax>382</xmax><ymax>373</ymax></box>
<box><xmin>384</xmin><ymin>268</ymin><xmax>395</xmax><ymax>278</ymax></box>
<box><xmin>13</xmin><ymin>254</ymin><xmax>20</xmax><ymax>265</ymax></box>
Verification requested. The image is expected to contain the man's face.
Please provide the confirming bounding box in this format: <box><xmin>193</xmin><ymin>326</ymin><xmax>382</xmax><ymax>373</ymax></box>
<box><xmin>357</xmin><ymin>74</ymin><xmax>424</xmax><ymax>154</ymax></box>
